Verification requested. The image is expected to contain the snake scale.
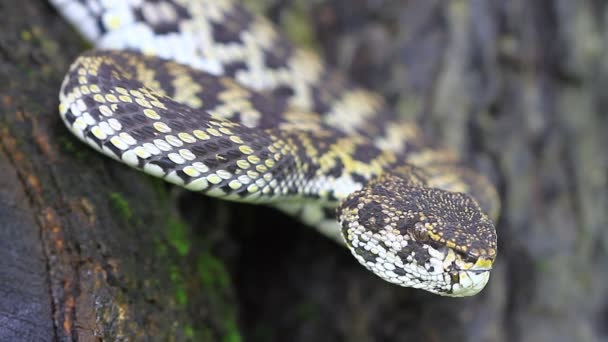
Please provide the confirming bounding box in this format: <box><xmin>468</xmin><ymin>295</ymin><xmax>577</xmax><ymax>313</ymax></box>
<box><xmin>50</xmin><ymin>0</ymin><xmax>499</xmax><ymax>296</ymax></box>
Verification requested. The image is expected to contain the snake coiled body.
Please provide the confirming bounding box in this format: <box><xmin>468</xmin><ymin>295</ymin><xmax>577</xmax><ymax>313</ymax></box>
<box><xmin>51</xmin><ymin>0</ymin><xmax>499</xmax><ymax>296</ymax></box>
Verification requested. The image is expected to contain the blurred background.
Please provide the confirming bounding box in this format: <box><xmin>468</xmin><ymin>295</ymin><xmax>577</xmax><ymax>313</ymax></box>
<box><xmin>1</xmin><ymin>0</ymin><xmax>606</xmax><ymax>341</ymax></box>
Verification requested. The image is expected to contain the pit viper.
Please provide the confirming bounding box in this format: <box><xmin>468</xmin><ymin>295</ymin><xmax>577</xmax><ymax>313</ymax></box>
<box><xmin>50</xmin><ymin>0</ymin><xmax>499</xmax><ymax>296</ymax></box>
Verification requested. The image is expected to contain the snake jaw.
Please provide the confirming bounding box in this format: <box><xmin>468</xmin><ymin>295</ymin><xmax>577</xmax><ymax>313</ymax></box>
<box><xmin>337</xmin><ymin>173</ymin><xmax>497</xmax><ymax>296</ymax></box>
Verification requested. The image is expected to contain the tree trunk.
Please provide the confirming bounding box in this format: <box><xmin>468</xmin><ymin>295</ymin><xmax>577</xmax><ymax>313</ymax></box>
<box><xmin>1</xmin><ymin>0</ymin><xmax>606</xmax><ymax>341</ymax></box>
<box><xmin>0</xmin><ymin>2</ymin><xmax>239</xmax><ymax>341</ymax></box>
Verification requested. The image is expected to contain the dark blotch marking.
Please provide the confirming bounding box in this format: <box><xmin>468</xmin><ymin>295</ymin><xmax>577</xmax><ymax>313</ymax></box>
<box><xmin>223</xmin><ymin>61</ymin><xmax>247</xmax><ymax>77</ymax></box>
<box><xmin>217</xmin><ymin>138</ymin><xmax>232</xmax><ymax>149</ymax></box>
<box><xmin>325</xmin><ymin>159</ymin><xmax>344</xmax><ymax>178</ymax></box>
<box><xmin>355</xmin><ymin>247</ymin><xmax>377</xmax><ymax>263</ymax></box>
<box><xmin>203</xmin><ymin>142</ymin><xmax>219</xmax><ymax>152</ymax></box>
<box><xmin>191</xmin><ymin>145</ymin><xmax>207</xmax><ymax>156</ymax></box>
<box><xmin>358</xmin><ymin>201</ymin><xmax>386</xmax><ymax>232</ymax></box>
<box><xmin>393</xmin><ymin>267</ymin><xmax>407</xmax><ymax>276</ymax></box>
<box><xmin>352</xmin><ymin>144</ymin><xmax>383</xmax><ymax>164</ymax></box>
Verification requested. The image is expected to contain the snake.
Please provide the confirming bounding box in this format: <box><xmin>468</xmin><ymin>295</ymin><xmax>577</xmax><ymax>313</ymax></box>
<box><xmin>50</xmin><ymin>0</ymin><xmax>499</xmax><ymax>297</ymax></box>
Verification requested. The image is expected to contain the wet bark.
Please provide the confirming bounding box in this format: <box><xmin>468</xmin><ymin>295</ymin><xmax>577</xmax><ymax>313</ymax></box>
<box><xmin>1</xmin><ymin>0</ymin><xmax>606</xmax><ymax>341</ymax></box>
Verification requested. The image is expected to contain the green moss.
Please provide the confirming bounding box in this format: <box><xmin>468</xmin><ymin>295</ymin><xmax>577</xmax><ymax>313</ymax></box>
<box><xmin>280</xmin><ymin>3</ymin><xmax>318</xmax><ymax>50</ymax></box>
<box><xmin>109</xmin><ymin>192</ymin><xmax>133</xmax><ymax>220</ymax></box>
<box><xmin>222</xmin><ymin>319</ymin><xmax>242</xmax><ymax>342</ymax></box>
<box><xmin>169</xmin><ymin>265</ymin><xmax>188</xmax><ymax>306</ymax></box>
<box><xmin>197</xmin><ymin>252</ymin><xmax>229</xmax><ymax>290</ymax></box>
<box><xmin>197</xmin><ymin>253</ymin><xmax>241</xmax><ymax>342</ymax></box>
<box><xmin>166</xmin><ymin>215</ymin><xmax>191</xmax><ymax>256</ymax></box>
<box><xmin>20</xmin><ymin>30</ymin><xmax>32</xmax><ymax>41</ymax></box>
<box><xmin>58</xmin><ymin>135</ymin><xmax>91</xmax><ymax>160</ymax></box>
<box><xmin>200</xmin><ymin>328</ymin><xmax>214</xmax><ymax>341</ymax></box>
<box><xmin>143</xmin><ymin>172</ymin><xmax>240</xmax><ymax>339</ymax></box>
<box><xmin>184</xmin><ymin>325</ymin><xmax>194</xmax><ymax>338</ymax></box>
<box><xmin>240</xmin><ymin>0</ymin><xmax>318</xmax><ymax>50</ymax></box>
<box><xmin>153</xmin><ymin>236</ymin><xmax>168</xmax><ymax>257</ymax></box>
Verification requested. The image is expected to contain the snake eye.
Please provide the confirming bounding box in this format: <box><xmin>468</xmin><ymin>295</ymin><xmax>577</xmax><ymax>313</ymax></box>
<box><xmin>412</xmin><ymin>222</ymin><xmax>429</xmax><ymax>241</ymax></box>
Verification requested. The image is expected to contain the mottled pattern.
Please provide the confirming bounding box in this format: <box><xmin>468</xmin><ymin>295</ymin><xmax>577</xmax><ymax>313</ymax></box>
<box><xmin>339</xmin><ymin>173</ymin><xmax>496</xmax><ymax>296</ymax></box>
<box><xmin>51</xmin><ymin>0</ymin><xmax>499</xmax><ymax>296</ymax></box>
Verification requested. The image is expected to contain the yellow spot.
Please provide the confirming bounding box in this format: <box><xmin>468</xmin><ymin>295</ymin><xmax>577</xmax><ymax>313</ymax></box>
<box><xmin>229</xmin><ymin>136</ymin><xmax>243</xmax><ymax>144</ymax></box>
<box><xmin>106</xmin><ymin>94</ymin><xmax>119</xmax><ymax>103</ymax></box>
<box><xmin>179</xmin><ymin>149</ymin><xmax>195</xmax><ymax>160</ymax></box>
<box><xmin>228</xmin><ymin>180</ymin><xmax>242</xmax><ymax>190</ymax></box>
<box><xmin>475</xmin><ymin>258</ymin><xmax>493</xmax><ymax>269</ymax></box>
<box><xmin>93</xmin><ymin>94</ymin><xmax>106</xmax><ymax>103</ymax></box>
<box><xmin>178</xmin><ymin>132</ymin><xmax>196</xmax><ymax>143</ymax></box>
<box><xmin>59</xmin><ymin>103</ymin><xmax>66</xmax><ymax>114</ymax></box>
<box><xmin>247</xmin><ymin>155</ymin><xmax>260</xmax><ymax>164</ymax></box>
<box><xmin>265</xmin><ymin>159</ymin><xmax>275</xmax><ymax>168</ymax></box>
<box><xmin>255</xmin><ymin>165</ymin><xmax>268</xmax><ymax>172</ymax></box>
<box><xmin>91</xmin><ymin>126</ymin><xmax>106</xmax><ymax>140</ymax></box>
<box><xmin>216</xmin><ymin>170</ymin><xmax>231</xmax><ymax>179</ymax></box>
<box><xmin>183</xmin><ymin>166</ymin><xmax>200</xmax><ymax>177</ymax></box>
<box><xmin>247</xmin><ymin>184</ymin><xmax>259</xmax><ymax>193</ymax></box>
<box><xmin>78</xmin><ymin>76</ymin><xmax>87</xmax><ymax>84</ymax></box>
<box><xmin>165</xmin><ymin>135</ymin><xmax>183</xmax><ymax>147</ymax></box>
<box><xmin>134</xmin><ymin>146</ymin><xmax>150</xmax><ymax>158</ymax></box>
<box><xmin>74</xmin><ymin>117</ymin><xmax>87</xmax><ymax>130</ymax></box>
<box><xmin>168</xmin><ymin>153</ymin><xmax>185</xmax><ymax>164</ymax></box>
<box><xmin>246</xmin><ymin>170</ymin><xmax>259</xmax><ymax>179</ymax></box>
<box><xmin>135</xmin><ymin>98</ymin><xmax>152</xmax><ymax>108</ymax></box>
<box><xmin>193</xmin><ymin>130</ymin><xmax>210</xmax><ymax>140</ymax></box>
<box><xmin>143</xmin><ymin>109</ymin><xmax>160</xmax><ymax>120</ymax></box>
<box><xmin>219</xmin><ymin>127</ymin><xmax>232</xmax><ymax>135</ymax></box>
<box><xmin>130</xmin><ymin>90</ymin><xmax>143</xmax><ymax>97</ymax></box>
<box><xmin>236</xmin><ymin>160</ymin><xmax>250</xmax><ymax>169</ymax></box>
<box><xmin>207</xmin><ymin>128</ymin><xmax>221</xmax><ymax>137</ymax></box>
<box><xmin>90</xmin><ymin>85</ymin><xmax>100</xmax><ymax>93</ymax></box>
<box><xmin>119</xmin><ymin>132</ymin><xmax>136</xmax><ymax>145</ymax></box>
<box><xmin>150</xmin><ymin>100</ymin><xmax>167</xmax><ymax>109</ymax></box>
<box><xmin>115</xmin><ymin>87</ymin><xmax>128</xmax><ymax>95</ymax></box>
<box><xmin>239</xmin><ymin>145</ymin><xmax>254</xmax><ymax>155</ymax></box>
<box><xmin>207</xmin><ymin>174</ymin><xmax>222</xmax><ymax>185</ymax></box>
<box><xmin>118</xmin><ymin>95</ymin><xmax>133</xmax><ymax>103</ymax></box>
<box><xmin>110</xmin><ymin>136</ymin><xmax>127</xmax><ymax>150</ymax></box>
<box><xmin>153</xmin><ymin>122</ymin><xmax>171</xmax><ymax>133</ymax></box>
<box><xmin>106</xmin><ymin>14</ymin><xmax>122</xmax><ymax>29</ymax></box>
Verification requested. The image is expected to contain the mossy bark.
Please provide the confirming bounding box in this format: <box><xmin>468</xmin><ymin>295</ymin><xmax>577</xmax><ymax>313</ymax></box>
<box><xmin>0</xmin><ymin>1</ymin><xmax>239</xmax><ymax>341</ymax></box>
<box><xmin>1</xmin><ymin>0</ymin><xmax>607</xmax><ymax>341</ymax></box>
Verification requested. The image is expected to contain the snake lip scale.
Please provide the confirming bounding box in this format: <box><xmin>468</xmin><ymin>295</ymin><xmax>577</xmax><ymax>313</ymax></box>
<box><xmin>51</xmin><ymin>0</ymin><xmax>499</xmax><ymax>297</ymax></box>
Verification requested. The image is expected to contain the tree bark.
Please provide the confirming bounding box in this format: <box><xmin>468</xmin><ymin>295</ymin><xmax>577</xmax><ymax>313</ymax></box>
<box><xmin>0</xmin><ymin>2</ymin><xmax>239</xmax><ymax>341</ymax></box>
<box><xmin>1</xmin><ymin>0</ymin><xmax>607</xmax><ymax>341</ymax></box>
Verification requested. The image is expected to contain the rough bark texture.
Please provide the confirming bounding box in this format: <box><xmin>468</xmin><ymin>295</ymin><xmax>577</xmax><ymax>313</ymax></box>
<box><xmin>1</xmin><ymin>0</ymin><xmax>607</xmax><ymax>341</ymax></box>
<box><xmin>0</xmin><ymin>1</ymin><xmax>239</xmax><ymax>341</ymax></box>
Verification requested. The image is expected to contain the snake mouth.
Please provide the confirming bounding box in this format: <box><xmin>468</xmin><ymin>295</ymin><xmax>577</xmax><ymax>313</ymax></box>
<box><xmin>442</xmin><ymin>254</ymin><xmax>493</xmax><ymax>297</ymax></box>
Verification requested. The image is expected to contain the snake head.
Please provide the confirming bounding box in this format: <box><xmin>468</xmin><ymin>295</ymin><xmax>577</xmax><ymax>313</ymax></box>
<box><xmin>337</xmin><ymin>173</ymin><xmax>497</xmax><ymax>296</ymax></box>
